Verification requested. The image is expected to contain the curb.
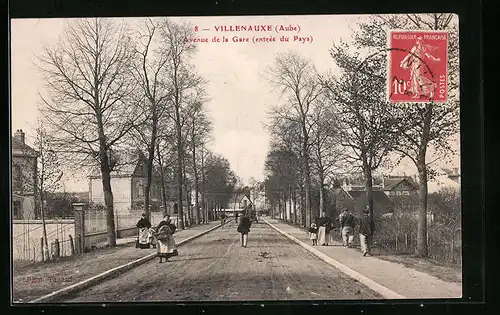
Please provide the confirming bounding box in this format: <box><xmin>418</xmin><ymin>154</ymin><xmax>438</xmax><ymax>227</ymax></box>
<box><xmin>28</xmin><ymin>223</ymin><xmax>222</xmax><ymax>303</ymax></box>
<box><xmin>263</xmin><ymin>218</ymin><xmax>406</xmax><ymax>299</ymax></box>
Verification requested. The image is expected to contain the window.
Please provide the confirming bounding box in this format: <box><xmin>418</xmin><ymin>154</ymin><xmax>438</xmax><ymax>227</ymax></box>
<box><xmin>12</xmin><ymin>165</ymin><xmax>21</xmax><ymax>192</ymax></box>
<box><xmin>137</xmin><ymin>181</ymin><xmax>144</xmax><ymax>198</ymax></box>
<box><xmin>13</xmin><ymin>201</ymin><xmax>20</xmax><ymax>218</ymax></box>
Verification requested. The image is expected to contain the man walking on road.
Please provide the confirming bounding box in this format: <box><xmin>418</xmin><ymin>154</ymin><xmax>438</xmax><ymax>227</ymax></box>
<box><xmin>237</xmin><ymin>211</ymin><xmax>252</xmax><ymax>248</ymax></box>
<box><xmin>340</xmin><ymin>208</ymin><xmax>356</xmax><ymax>248</ymax></box>
<box><xmin>220</xmin><ymin>212</ymin><xmax>226</xmax><ymax>228</ymax></box>
<box><xmin>359</xmin><ymin>207</ymin><xmax>375</xmax><ymax>256</ymax></box>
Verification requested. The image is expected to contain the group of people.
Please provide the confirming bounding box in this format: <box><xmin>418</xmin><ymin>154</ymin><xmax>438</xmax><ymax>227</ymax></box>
<box><xmin>308</xmin><ymin>206</ymin><xmax>375</xmax><ymax>256</ymax></box>
<box><xmin>136</xmin><ymin>208</ymin><xmax>254</xmax><ymax>264</ymax></box>
<box><xmin>136</xmin><ymin>213</ymin><xmax>179</xmax><ymax>263</ymax></box>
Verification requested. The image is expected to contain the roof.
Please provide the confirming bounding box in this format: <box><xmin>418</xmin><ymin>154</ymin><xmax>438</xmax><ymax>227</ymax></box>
<box><xmin>427</xmin><ymin>175</ymin><xmax>460</xmax><ymax>194</ymax></box>
<box><xmin>88</xmin><ymin>149</ymin><xmax>146</xmax><ymax>178</ymax></box>
<box><xmin>230</xmin><ymin>192</ymin><xmax>252</xmax><ymax>204</ymax></box>
<box><xmin>383</xmin><ymin>176</ymin><xmax>419</xmax><ymax>191</ymax></box>
<box><xmin>347</xmin><ymin>190</ymin><xmax>394</xmax><ymax>214</ymax></box>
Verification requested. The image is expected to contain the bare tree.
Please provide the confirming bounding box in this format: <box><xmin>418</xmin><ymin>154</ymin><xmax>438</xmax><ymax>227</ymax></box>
<box><xmin>323</xmin><ymin>41</ymin><xmax>398</xmax><ymax>220</ymax></box>
<box><xmin>265</xmin><ymin>115</ymin><xmax>303</xmax><ymax>224</ymax></box>
<box><xmin>130</xmin><ymin>18</ymin><xmax>172</xmax><ymax>220</ymax></box>
<box><xmin>185</xmin><ymin>101</ymin><xmax>211</xmax><ymax>224</ymax></box>
<box><xmin>354</xmin><ymin>14</ymin><xmax>460</xmax><ymax>256</ymax></box>
<box><xmin>247</xmin><ymin>177</ymin><xmax>263</xmax><ymax>210</ymax></box>
<box><xmin>37</xmin><ymin>18</ymin><xmax>138</xmax><ymax>246</ymax></box>
<box><xmin>155</xmin><ymin>128</ymin><xmax>177</xmax><ymax>216</ymax></box>
<box><xmin>309</xmin><ymin>99</ymin><xmax>348</xmax><ymax>215</ymax></box>
<box><xmin>266</xmin><ymin>52</ymin><xmax>323</xmax><ymax>227</ymax></box>
<box><xmin>35</xmin><ymin>123</ymin><xmax>64</xmax><ymax>261</ymax></box>
<box><xmin>159</xmin><ymin>19</ymin><xmax>205</xmax><ymax>230</ymax></box>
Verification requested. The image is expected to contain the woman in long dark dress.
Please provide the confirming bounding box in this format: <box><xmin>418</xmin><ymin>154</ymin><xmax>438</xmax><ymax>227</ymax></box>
<box><xmin>154</xmin><ymin>215</ymin><xmax>178</xmax><ymax>263</ymax></box>
<box><xmin>136</xmin><ymin>213</ymin><xmax>152</xmax><ymax>249</ymax></box>
<box><xmin>237</xmin><ymin>212</ymin><xmax>252</xmax><ymax>248</ymax></box>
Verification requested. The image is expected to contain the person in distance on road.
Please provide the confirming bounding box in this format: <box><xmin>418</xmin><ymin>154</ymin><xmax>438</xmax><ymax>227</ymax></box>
<box><xmin>154</xmin><ymin>214</ymin><xmax>179</xmax><ymax>263</ymax></box>
<box><xmin>237</xmin><ymin>211</ymin><xmax>252</xmax><ymax>248</ymax></box>
<box><xmin>235</xmin><ymin>211</ymin><xmax>239</xmax><ymax>223</ymax></box>
<box><xmin>136</xmin><ymin>213</ymin><xmax>152</xmax><ymax>249</ymax></box>
<box><xmin>358</xmin><ymin>207</ymin><xmax>375</xmax><ymax>257</ymax></box>
<box><xmin>220</xmin><ymin>212</ymin><xmax>226</xmax><ymax>228</ymax></box>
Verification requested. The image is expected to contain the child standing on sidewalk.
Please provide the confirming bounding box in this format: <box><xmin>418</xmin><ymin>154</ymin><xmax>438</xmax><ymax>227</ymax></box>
<box><xmin>308</xmin><ymin>221</ymin><xmax>318</xmax><ymax>246</ymax></box>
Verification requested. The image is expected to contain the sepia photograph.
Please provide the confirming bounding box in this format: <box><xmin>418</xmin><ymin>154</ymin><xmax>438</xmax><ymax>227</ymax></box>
<box><xmin>10</xmin><ymin>13</ymin><xmax>462</xmax><ymax>304</ymax></box>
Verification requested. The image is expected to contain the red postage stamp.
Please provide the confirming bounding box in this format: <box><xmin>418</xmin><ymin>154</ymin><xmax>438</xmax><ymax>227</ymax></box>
<box><xmin>388</xmin><ymin>30</ymin><xmax>448</xmax><ymax>103</ymax></box>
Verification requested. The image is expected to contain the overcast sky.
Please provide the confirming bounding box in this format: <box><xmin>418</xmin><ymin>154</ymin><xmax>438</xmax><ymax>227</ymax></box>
<box><xmin>10</xmin><ymin>15</ymin><xmax>460</xmax><ymax>192</ymax></box>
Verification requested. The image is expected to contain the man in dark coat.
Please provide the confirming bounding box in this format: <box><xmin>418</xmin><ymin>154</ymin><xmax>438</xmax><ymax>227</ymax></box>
<box><xmin>340</xmin><ymin>208</ymin><xmax>356</xmax><ymax>248</ymax></box>
<box><xmin>237</xmin><ymin>211</ymin><xmax>252</xmax><ymax>247</ymax></box>
<box><xmin>358</xmin><ymin>207</ymin><xmax>375</xmax><ymax>256</ymax></box>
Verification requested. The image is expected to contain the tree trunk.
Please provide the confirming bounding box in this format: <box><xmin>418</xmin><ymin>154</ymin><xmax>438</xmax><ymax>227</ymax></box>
<box><xmin>293</xmin><ymin>189</ymin><xmax>297</xmax><ymax>225</ymax></box>
<box><xmin>192</xmin><ymin>133</ymin><xmax>200</xmax><ymax>224</ymax></box>
<box><xmin>319</xmin><ymin>170</ymin><xmax>325</xmax><ymax>215</ymax></box>
<box><xmin>415</xmin><ymin>103</ymin><xmax>433</xmax><ymax>257</ymax></box>
<box><xmin>363</xmin><ymin>158</ymin><xmax>374</xmax><ymax>220</ymax></box>
<box><xmin>101</xmin><ymin>161</ymin><xmax>116</xmax><ymax>246</ymax></box>
<box><xmin>144</xmin><ymin>111</ymin><xmax>158</xmax><ymax>221</ymax></box>
<box><xmin>416</xmin><ymin>158</ymin><xmax>429</xmax><ymax>257</ymax></box>
<box><xmin>175</xmin><ymin>115</ymin><xmax>184</xmax><ymax>230</ymax></box>
<box><xmin>40</xmin><ymin>195</ymin><xmax>50</xmax><ymax>261</ymax></box>
<box><xmin>97</xmin><ymin>123</ymin><xmax>116</xmax><ymax>246</ymax></box>
<box><xmin>157</xmin><ymin>143</ymin><xmax>168</xmax><ymax>216</ymax></box>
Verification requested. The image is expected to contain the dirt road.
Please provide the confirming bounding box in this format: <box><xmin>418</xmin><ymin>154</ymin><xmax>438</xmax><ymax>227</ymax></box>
<box><xmin>60</xmin><ymin>221</ymin><xmax>383</xmax><ymax>302</ymax></box>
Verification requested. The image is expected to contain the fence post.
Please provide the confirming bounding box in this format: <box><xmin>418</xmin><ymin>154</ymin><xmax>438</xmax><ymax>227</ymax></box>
<box><xmin>73</xmin><ymin>203</ymin><xmax>86</xmax><ymax>255</ymax></box>
<box><xmin>40</xmin><ymin>237</ymin><xmax>45</xmax><ymax>262</ymax></box>
<box><xmin>55</xmin><ymin>238</ymin><xmax>60</xmax><ymax>258</ymax></box>
<box><xmin>69</xmin><ymin>235</ymin><xmax>75</xmax><ymax>255</ymax></box>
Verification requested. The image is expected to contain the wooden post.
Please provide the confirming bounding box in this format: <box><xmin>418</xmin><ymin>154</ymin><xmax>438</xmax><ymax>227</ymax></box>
<box><xmin>55</xmin><ymin>238</ymin><xmax>60</xmax><ymax>258</ymax></box>
<box><xmin>73</xmin><ymin>203</ymin><xmax>86</xmax><ymax>255</ymax></box>
<box><xmin>69</xmin><ymin>235</ymin><xmax>75</xmax><ymax>255</ymax></box>
<box><xmin>40</xmin><ymin>237</ymin><xmax>45</xmax><ymax>262</ymax></box>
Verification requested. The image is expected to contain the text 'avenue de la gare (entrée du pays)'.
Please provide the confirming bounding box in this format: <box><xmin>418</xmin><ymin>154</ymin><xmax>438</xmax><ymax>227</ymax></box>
<box><xmin>184</xmin><ymin>24</ymin><xmax>314</xmax><ymax>44</ymax></box>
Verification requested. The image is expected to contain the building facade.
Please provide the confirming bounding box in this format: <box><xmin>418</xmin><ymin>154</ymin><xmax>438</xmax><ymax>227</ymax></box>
<box><xmin>12</xmin><ymin>129</ymin><xmax>39</xmax><ymax>220</ymax></box>
<box><xmin>88</xmin><ymin>150</ymin><xmax>180</xmax><ymax>215</ymax></box>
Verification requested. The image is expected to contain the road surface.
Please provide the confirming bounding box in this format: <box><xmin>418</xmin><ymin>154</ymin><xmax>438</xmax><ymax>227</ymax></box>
<box><xmin>60</xmin><ymin>221</ymin><xmax>383</xmax><ymax>302</ymax></box>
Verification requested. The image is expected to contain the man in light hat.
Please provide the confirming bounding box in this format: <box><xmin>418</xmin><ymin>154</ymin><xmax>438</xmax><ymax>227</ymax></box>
<box><xmin>358</xmin><ymin>206</ymin><xmax>375</xmax><ymax>256</ymax></box>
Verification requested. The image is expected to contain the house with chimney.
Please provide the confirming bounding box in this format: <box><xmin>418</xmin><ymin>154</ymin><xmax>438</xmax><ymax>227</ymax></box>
<box><xmin>340</xmin><ymin>174</ymin><xmax>419</xmax><ymax>196</ymax></box>
<box><xmin>88</xmin><ymin>150</ymin><xmax>184</xmax><ymax>215</ymax></box>
<box><xmin>11</xmin><ymin>129</ymin><xmax>39</xmax><ymax>220</ymax></box>
<box><xmin>227</xmin><ymin>192</ymin><xmax>253</xmax><ymax>212</ymax></box>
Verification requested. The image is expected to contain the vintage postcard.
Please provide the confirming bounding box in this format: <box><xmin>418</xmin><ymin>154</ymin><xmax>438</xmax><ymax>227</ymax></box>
<box><xmin>10</xmin><ymin>14</ymin><xmax>462</xmax><ymax>304</ymax></box>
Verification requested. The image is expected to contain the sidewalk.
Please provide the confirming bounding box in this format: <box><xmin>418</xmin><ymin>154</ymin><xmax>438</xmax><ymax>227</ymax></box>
<box><xmin>264</xmin><ymin>218</ymin><xmax>462</xmax><ymax>299</ymax></box>
<box><xmin>12</xmin><ymin>222</ymin><xmax>220</xmax><ymax>303</ymax></box>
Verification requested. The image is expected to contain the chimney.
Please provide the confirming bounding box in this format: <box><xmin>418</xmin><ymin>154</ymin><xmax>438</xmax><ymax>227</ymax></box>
<box><xmin>14</xmin><ymin>129</ymin><xmax>25</xmax><ymax>144</ymax></box>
